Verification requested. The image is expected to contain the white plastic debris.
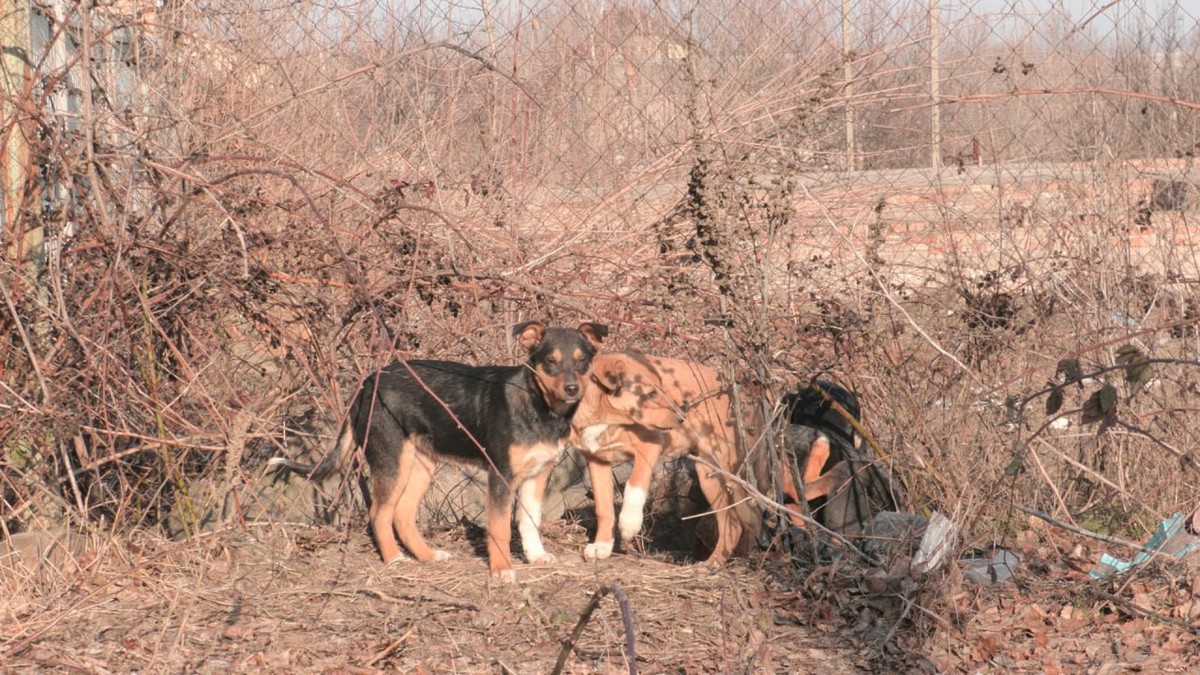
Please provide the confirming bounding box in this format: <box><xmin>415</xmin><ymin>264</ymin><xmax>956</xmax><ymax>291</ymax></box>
<box><xmin>911</xmin><ymin>511</ymin><xmax>956</xmax><ymax>575</ymax></box>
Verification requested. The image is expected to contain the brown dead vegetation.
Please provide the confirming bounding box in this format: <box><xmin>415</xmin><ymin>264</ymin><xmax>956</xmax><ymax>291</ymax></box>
<box><xmin>4</xmin><ymin>1</ymin><xmax>1200</xmax><ymax>671</ymax></box>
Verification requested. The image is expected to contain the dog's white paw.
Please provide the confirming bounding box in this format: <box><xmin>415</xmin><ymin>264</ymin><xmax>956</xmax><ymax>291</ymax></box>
<box><xmin>527</xmin><ymin>551</ymin><xmax>557</xmax><ymax>565</ymax></box>
<box><xmin>384</xmin><ymin>552</ymin><xmax>411</xmax><ymax>565</ymax></box>
<box><xmin>618</xmin><ymin>487</ymin><xmax>647</xmax><ymax>541</ymax></box>
<box><xmin>618</xmin><ymin>514</ymin><xmax>644</xmax><ymax>542</ymax></box>
<box><xmin>492</xmin><ymin>567</ymin><xmax>518</xmax><ymax>584</ymax></box>
<box><xmin>584</xmin><ymin>541</ymin><xmax>614</xmax><ymax>560</ymax></box>
<box><xmin>432</xmin><ymin>549</ymin><xmax>452</xmax><ymax>562</ymax></box>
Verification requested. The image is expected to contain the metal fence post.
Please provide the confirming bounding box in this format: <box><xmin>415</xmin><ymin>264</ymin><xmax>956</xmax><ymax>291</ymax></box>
<box><xmin>1</xmin><ymin>0</ymin><xmax>34</xmax><ymax>252</ymax></box>
<box><xmin>929</xmin><ymin>0</ymin><xmax>941</xmax><ymax>169</ymax></box>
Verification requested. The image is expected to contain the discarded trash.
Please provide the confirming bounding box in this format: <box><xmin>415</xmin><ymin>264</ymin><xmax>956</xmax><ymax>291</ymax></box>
<box><xmin>1088</xmin><ymin>512</ymin><xmax>1199</xmax><ymax>579</ymax></box>
<box><xmin>1112</xmin><ymin>311</ymin><xmax>1139</xmax><ymax>327</ymax></box>
<box><xmin>962</xmin><ymin>548</ymin><xmax>1021</xmax><ymax>586</ymax></box>
<box><xmin>859</xmin><ymin>511</ymin><xmax>930</xmax><ymax>564</ymax></box>
<box><xmin>857</xmin><ymin>511</ymin><xmax>957</xmax><ymax>576</ymax></box>
<box><xmin>912</xmin><ymin>511</ymin><xmax>956</xmax><ymax>575</ymax></box>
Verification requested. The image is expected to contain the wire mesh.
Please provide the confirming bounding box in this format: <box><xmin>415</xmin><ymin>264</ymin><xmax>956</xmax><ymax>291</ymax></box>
<box><xmin>2</xmin><ymin>0</ymin><xmax>1198</xmax><ymax>542</ymax></box>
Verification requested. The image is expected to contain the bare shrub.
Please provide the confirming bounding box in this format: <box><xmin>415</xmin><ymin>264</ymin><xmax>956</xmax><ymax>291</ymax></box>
<box><xmin>2</xmin><ymin>0</ymin><xmax>1200</xmax><ymax>666</ymax></box>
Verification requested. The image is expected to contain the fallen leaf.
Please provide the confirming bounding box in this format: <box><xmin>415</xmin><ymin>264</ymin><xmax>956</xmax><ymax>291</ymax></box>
<box><xmin>1119</xmin><ymin>618</ymin><xmax>1148</xmax><ymax>636</ymax></box>
<box><xmin>1020</xmin><ymin>603</ymin><xmax>1051</xmax><ymax>630</ymax></box>
<box><xmin>1131</xmin><ymin>592</ymin><xmax>1155</xmax><ymax>612</ymax></box>
<box><xmin>222</xmin><ymin>625</ymin><xmax>254</xmax><ymax>640</ymax></box>
<box><xmin>1175</xmin><ymin>599</ymin><xmax>1200</xmax><ymax>620</ymax></box>
<box><xmin>1016</xmin><ymin>529</ymin><xmax>1041</xmax><ymax>552</ymax></box>
<box><xmin>972</xmin><ymin>634</ymin><xmax>1000</xmax><ymax>662</ymax></box>
<box><xmin>1162</xmin><ymin>633</ymin><xmax>1190</xmax><ymax>655</ymax></box>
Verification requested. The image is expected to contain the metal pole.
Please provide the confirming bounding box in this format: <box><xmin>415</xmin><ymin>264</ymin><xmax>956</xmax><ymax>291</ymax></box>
<box><xmin>843</xmin><ymin>0</ymin><xmax>855</xmax><ymax>171</ymax></box>
<box><xmin>1</xmin><ymin>0</ymin><xmax>33</xmax><ymax>243</ymax></box>
<box><xmin>930</xmin><ymin>0</ymin><xmax>941</xmax><ymax>169</ymax></box>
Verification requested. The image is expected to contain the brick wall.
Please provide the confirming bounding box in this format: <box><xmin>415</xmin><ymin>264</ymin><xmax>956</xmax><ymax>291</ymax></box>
<box><xmin>787</xmin><ymin>159</ymin><xmax>1200</xmax><ymax>282</ymax></box>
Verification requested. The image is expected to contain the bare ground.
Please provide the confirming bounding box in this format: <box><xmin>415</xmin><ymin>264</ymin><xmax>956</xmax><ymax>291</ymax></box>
<box><xmin>1</xmin><ymin>522</ymin><xmax>861</xmax><ymax>674</ymax></box>
<box><xmin>8</xmin><ymin>512</ymin><xmax>1200</xmax><ymax>673</ymax></box>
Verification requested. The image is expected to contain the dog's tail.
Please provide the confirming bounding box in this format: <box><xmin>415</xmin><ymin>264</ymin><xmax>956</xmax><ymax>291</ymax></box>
<box><xmin>267</xmin><ymin>419</ymin><xmax>356</xmax><ymax>481</ymax></box>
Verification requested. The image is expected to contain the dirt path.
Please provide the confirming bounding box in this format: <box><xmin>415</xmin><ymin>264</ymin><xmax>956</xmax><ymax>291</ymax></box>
<box><xmin>2</xmin><ymin>522</ymin><xmax>859</xmax><ymax>673</ymax></box>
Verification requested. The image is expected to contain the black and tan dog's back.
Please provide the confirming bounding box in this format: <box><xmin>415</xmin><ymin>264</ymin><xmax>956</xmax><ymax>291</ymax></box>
<box><xmin>776</xmin><ymin>380</ymin><xmax>898</xmax><ymax>536</ymax></box>
<box><xmin>271</xmin><ymin>321</ymin><xmax>607</xmax><ymax>581</ymax></box>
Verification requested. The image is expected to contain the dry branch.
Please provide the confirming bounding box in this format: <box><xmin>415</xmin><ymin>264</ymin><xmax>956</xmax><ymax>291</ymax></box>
<box><xmin>552</xmin><ymin>582</ymin><xmax>638</xmax><ymax>675</ymax></box>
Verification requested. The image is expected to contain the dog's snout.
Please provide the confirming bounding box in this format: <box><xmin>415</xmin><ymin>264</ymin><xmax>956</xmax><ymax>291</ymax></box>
<box><xmin>564</xmin><ymin>383</ymin><xmax>580</xmax><ymax>398</ymax></box>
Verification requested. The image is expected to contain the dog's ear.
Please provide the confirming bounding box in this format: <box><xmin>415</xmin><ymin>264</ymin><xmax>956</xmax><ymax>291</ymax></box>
<box><xmin>577</xmin><ymin>322</ymin><xmax>609</xmax><ymax>350</ymax></box>
<box><xmin>514</xmin><ymin>321</ymin><xmax>546</xmax><ymax>351</ymax></box>
<box><xmin>592</xmin><ymin>355</ymin><xmax>626</xmax><ymax>394</ymax></box>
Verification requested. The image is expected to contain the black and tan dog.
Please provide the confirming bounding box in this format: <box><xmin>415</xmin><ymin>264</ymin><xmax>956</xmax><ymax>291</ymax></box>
<box><xmin>773</xmin><ymin>380</ymin><xmax>897</xmax><ymax>537</ymax></box>
<box><xmin>271</xmin><ymin>321</ymin><xmax>607</xmax><ymax>581</ymax></box>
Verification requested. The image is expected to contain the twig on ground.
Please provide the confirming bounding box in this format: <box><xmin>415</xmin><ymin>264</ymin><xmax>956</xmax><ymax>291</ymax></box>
<box><xmin>551</xmin><ymin>582</ymin><xmax>638</xmax><ymax>675</ymax></box>
<box><xmin>1088</xmin><ymin>588</ymin><xmax>1200</xmax><ymax>630</ymax></box>
<box><xmin>354</xmin><ymin>588</ymin><xmax>479</xmax><ymax>612</ymax></box>
<box><xmin>364</xmin><ymin>624</ymin><xmax>416</xmax><ymax>668</ymax></box>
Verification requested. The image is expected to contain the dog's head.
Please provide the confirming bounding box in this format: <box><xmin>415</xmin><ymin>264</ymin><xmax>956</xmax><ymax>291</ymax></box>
<box><xmin>514</xmin><ymin>321</ymin><xmax>608</xmax><ymax>411</ymax></box>
<box><xmin>585</xmin><ymin>352</ymin><xmax>683</xmax><ymax>431</ymax></box>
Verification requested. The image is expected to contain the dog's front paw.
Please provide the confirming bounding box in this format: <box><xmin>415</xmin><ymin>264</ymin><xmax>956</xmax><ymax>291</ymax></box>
<box><xmin>583</xmin><ymin>541</ymin><xmax>614</xmax><ymax>560</ymax></box>
<box><xmin>618</xmin><ymin>487</ymin><xmax>647</xmax><ymax>541</ymax></box>
<box><xmin>432</xmin><ymin>549</ymin><xmax>452</xmax><ymax>562</ymax></box>
<box><xmin>617</xmin><ymin>518</ymin><xmax>644</xmax><ymax>543</ymax></box>
<box><xmin>491</xmin><ymin>567</ymin><xmax>518</xmax><ymax>583</ymax></box>
<box><xmin>526</xmin><ymin>551</ymin><xmax>557</xmax><ymax>565</ymax></box>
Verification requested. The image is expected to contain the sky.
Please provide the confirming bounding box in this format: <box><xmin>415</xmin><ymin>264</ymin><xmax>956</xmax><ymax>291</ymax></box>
<box><xmin>938</xmin><ymin>0</ymin><xmax>1196</xmax><ymax>42</ymax></box>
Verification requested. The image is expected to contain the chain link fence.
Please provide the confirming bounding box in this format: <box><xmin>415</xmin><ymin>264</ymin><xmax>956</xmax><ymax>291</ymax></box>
<box><xmin>2</xmin><ymin>0</ymin><xmax>1199</xmax><ymax>548</ymax></box>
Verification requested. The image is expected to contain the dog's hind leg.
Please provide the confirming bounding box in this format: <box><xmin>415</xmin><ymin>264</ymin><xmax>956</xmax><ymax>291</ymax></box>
<box><xmin>802</xmin><ymin>435</ymin><xmax>832</xmax><ymax>484</ymax></box>
<box><xmin>692</xmin><ymin>448</ymin><xmax>743</xmax><ymax>567</ymax></box>
<box><xmin>369</xmin><ymin>454</ymin><xmax>409</xmax><ymax>564</ymax></box>
<box><xmin>390</xmin><ymin>443</ymin><xmax>448</xmax><ymax>562</ymax></box>
<box><xmin>802</xmin><ymin>460</ymin><xmax>851</xmax><ymax>502</ymax></box>
<box><xmin>779</xmin><ymin>464</ymin><xmax>806</xmax><ymax>530</ymax></box>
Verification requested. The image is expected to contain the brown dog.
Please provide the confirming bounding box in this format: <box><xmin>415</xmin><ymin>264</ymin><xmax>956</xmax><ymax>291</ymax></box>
<box><xmin>570</xmin><ymin>351</ymin><xmax>757</xmax><ymax>566</ymax></box>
